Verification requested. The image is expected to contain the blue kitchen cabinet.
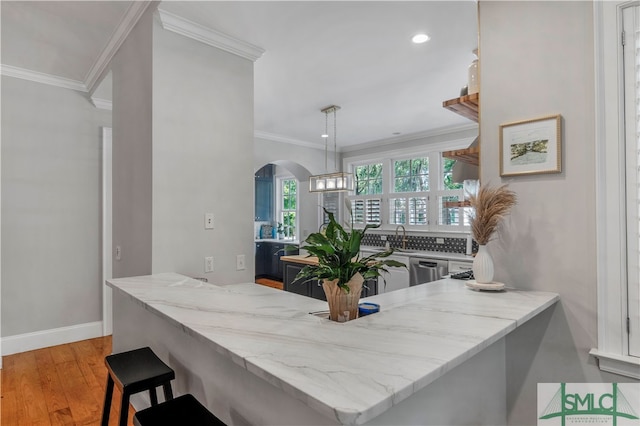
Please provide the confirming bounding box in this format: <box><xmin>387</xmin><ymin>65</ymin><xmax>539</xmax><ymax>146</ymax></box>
<box><xmin>255</xmin><ymin>164</ymin><xmax>274</xmax><ymax>222</ymax></box>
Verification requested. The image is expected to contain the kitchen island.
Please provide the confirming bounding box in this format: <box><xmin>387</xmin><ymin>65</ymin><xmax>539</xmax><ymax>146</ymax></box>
<box><xmin>107</xmin><ymin>273</ymin><xmax>558</xmax><ymax>425</ymax></box>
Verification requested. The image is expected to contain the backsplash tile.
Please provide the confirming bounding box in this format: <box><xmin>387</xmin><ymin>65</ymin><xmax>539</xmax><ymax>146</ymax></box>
<box><xmin>361</xmin><ymin>234</ymin><xmax>478</xmax><ymax>254</ymax></box>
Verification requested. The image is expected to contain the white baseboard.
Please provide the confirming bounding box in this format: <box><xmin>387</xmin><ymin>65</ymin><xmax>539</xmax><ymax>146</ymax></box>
<box><xmin>1</xmin><ymin>321</ymin><xmax>104</xmax><ymax>356</ymax></box>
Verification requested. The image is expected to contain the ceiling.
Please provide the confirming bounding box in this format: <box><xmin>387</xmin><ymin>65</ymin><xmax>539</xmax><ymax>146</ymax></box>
<box><xmin>1</xmin><ymin>1</ymin><xmax>479</xmax><ymax>149</ymax></box>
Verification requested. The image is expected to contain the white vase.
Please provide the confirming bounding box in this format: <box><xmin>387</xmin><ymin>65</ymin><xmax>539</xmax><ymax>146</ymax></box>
<box><xmin>473</xmin><ymin>245</ymin><xmax>494</xmax><ymax>283</ymax></box>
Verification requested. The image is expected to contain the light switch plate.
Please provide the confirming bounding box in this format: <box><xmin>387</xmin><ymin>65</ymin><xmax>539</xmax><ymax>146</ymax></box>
<box><xmin>236</xmin><ymin>254</ymin><xmax>246</xmax><ymax>270</ymax></box>
<box><xmin>205</xmin><ymin>213</ymin><xmax>214</xmax><ymax>229</ymax></box>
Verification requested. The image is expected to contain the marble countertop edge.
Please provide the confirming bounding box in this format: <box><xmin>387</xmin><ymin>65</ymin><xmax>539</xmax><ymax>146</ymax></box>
<box><xmin>107</xmin><ymin>274</ymin><xmax>559</xmax><ymax>425</ymax></box>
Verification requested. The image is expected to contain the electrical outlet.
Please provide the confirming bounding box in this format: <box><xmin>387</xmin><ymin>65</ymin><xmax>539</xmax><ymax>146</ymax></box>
<box><xmin>380</xmin><ymin>235</ymin><xmax>387</xmax><ymax>241</ymax></box>
<box><xmin>205</xmin><ymin>256</ymin><xmax>214</xmax><ymax>273</ymax></box>
<box><xmin>436</xmin><ymin>238</ymin><xmax>445</xmax><ymax>244</ymax></box>
<box><xmin>236</xmin><ymin>254</ymin><xmax>246</xmax><ymax>270</ymax></box>
<box><xmin>205</xmin><ymin>213</ymin><xmax>214</xmax><ymax>229</ymax></box>
<box><xmin>115</xmin><ymin>246</ymin><xmax>121</xmax><ymax>261</ymax></box>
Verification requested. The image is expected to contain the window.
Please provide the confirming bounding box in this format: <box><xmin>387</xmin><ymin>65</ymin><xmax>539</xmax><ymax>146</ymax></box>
<box><xmin>353</xmin><ymin>198</ymin><xmax>381</xmax><ymax>225</ymax></box>
<box><xmin>347</xmin><ymin>152</ymin><xmax>469</xmax><ymax>231</ymax></box>
<box><xmin>443</xmin><ymin>158</ymin><xmax>463</xmax><ymax>190</ymax></box>
<box><xmin>355</xmin><ymin>163</ymin><xmax>383</xmax><ymax>195</ymax></box>
<box><xmin>394</xmin><ymin>157</ymin><xmax>429</xmax><ymax>192</ymax></box>
<box><xmin>591</xmin><ymin>0</ymin><xmax>640</xmax><ymax>378</ymax></box>
<box><xmin>279</xmin><ymin>178</ymin><xmax>297</xmax><ymax>239</ymax></box>
<box><xmin>351</xmin><ymin>162</ymin><xmax>383</xmax><ymax>225</ymax></box>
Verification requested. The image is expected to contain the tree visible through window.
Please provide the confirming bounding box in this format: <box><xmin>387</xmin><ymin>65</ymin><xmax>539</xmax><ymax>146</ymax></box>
<box><xmin>348</xmin><ymin>152</ymin><xmax>469</xmax><ymax>230</ymax></box>
<box><xmin>394</xmin><ymin>157</ymin><xmax>429</xmax><ymax>192</ymax></box>
<box><xmin>443</xmin><ymin>158</ymin><xmax>463</xmax><ymax>190</ymax></box>
<box><xmin>355</xmin><ymin>163</ymin><xmax>383</xmax><ymax>195</ymax></box>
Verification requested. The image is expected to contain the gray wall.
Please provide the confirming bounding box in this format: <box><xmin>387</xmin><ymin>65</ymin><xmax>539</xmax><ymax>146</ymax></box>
<box><xmin>111</xmin><ymin>9</ymin><xmax>154</xmax><ymax>280</ymax></box>
<box><xmin>151</xmin><ymin>17</ymin><xmax>255</xmax><ymax>283</ymax></box>
<box><xmin>255</xmin><ymin>136</ymin><xmax>329</xmax><ymax>176</ymax></box>
<box><xmin>479</xmin><ymin>2</ymin><xmax>637</xmax><ymax>425</ymax></box>
<box><xmin>1</xmin><ymin>76</ymin><xmax>111</xmax><ymax>336</ymax></box>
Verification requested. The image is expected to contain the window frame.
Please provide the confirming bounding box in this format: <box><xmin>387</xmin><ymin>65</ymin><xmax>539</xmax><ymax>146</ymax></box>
<box><xmin>590</xmin><ymin>0</ymin><xmax>640</xmax><ymax>379</ymax></box>
<box><xmin>344</xmin><ymin>139</ymin><xmax>474</xmax><ymax>233</ymax></box>
<box><xmin>276</xmin><ymin>176</ymin><xmax>298</xmax><ymax>240</ymax></box>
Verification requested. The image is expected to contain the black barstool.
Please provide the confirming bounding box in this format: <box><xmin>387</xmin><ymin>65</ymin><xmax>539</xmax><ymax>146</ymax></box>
<box><xmin>101</xmin><ymin>346</ymin><xmax>175</xmax><ymax>426</ymax></box>
<box><xmin>133</xmin><ymin>394</ymin><xmax>226</xmax><ymax>426</ymax></box>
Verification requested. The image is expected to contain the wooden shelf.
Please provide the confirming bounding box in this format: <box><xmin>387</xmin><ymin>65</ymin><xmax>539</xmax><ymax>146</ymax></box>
<box><xmin>442</xmin><ymin>92</ymin><xmax>479</xmax><ymax>122</ymax></box>
<box><xmin>442</xmin><ymin>146</ymin><xmax>480</xmax><ymax>166</ymax></box>
<box><xmin>443</xmin><ymin>201</ymin><xmax>471</xmax><ymax>209</ymax></box>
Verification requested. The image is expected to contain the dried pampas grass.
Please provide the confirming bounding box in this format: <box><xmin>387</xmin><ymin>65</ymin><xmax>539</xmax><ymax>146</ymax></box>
<box><xmin>469</xmin><ymin>184</ymin><xmax>517</xmax><ymax>245</ymax></box>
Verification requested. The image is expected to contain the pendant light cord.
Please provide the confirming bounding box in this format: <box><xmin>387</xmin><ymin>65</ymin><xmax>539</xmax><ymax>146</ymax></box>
<box><xmin>333</xmin><ymin>108</ymin><xmax>337</xmax><ymax>172</ymax></box>
<box><xmin>325</xmin><ymin>111</ymin><xmax>329</xmax><ymax>173</ymax></box>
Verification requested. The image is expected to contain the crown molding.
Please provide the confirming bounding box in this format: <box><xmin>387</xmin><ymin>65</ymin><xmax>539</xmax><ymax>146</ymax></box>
<box><xmin>85</xmin><ymin>1</ymin><xmax>154</xmax><ymax>93</ymax></box>
<box><xmin>157</xmin><ymin>8</ymin><xmax>265</xmax><ymax>62</ymax></box>
<box><xmin>0</xmin><ymin>64</ymin><xmax>87</xmax><ymax>92</ymax></box>
<box><xmin>91</xmin><ymin>97</ymin><xmax>112</xmax><ymax>111</ymax></box>
<box><xmin>340</xmin><ymin>123</ymin><xmax>479</xmax><ymax>153</ymax></box>
<box><xmin>254</xmin><ymin>131</ymin><xmax>327</xmax><ymax>151</ymax></box>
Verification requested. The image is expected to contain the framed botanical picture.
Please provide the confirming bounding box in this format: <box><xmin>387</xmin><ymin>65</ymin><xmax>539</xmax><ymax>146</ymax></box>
<box><xmin>499</xmin><ymin>114</ymin><xmax>562</xmax><ymax>177</ymax></box>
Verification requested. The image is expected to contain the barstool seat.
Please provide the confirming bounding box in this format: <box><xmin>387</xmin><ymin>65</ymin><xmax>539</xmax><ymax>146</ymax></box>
<box><xmin>102</xmin><ymin>347</ymin><xmax>175</xmax><ymax>426</ymax></box>
<box><xmin>133</xmin><ymin>394</ymin><xmax>226</xmax><ymax>426</ymax></box>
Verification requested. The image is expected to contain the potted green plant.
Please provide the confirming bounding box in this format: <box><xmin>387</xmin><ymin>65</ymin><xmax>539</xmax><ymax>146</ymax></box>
<box><xmin>295</xmin><ymin>206</ymin><xmax>405</xmax><ymax>322</ymax></box>
<box><xmin>276</xmin><ymin>222</ymin><xmax>284</xmax><ymax>240</ymax></box>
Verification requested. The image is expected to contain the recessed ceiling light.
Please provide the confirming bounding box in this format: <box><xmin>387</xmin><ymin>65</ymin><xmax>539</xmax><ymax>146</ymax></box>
<box><xmin>412</xmin><ymin>34</ymin><xmax>430</xmax><ymax>44</ymax></box>
<box><xmin>321</xmin><ymin>134</ymin><xmax>329</xmax><ymax>138</ymax></box>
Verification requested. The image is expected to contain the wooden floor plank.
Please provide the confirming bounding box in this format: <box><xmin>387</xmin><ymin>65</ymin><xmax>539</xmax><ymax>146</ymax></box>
<box><xmin>49</xmin><ymin>343</ymin><xmax>75</xmax><ymax>365</ymax></box>
<box><xmin>1</xmin><ymin>336</ymin><xmax>136</xmax><ymax>426</ymax></box>
<box><xmin>37</xmin><ymin>357</ymin><xmax>71</xmax><ymax>417</ymax></box>
<box><xmin>56</xmin><ymin>360</ymin><xmax>101</xmax><ymax>425</ymax></box>
<box><xmin>17</xmin><ymin>370</ymin><xmax>51</xmax><ymax>424</ymax></box>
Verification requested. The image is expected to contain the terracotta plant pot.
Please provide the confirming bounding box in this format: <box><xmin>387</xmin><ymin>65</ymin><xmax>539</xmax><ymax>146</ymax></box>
<box><xmin>322</xmin><ymin>273</ymin><xmax>364</xmax><ymax>322</ymax></box>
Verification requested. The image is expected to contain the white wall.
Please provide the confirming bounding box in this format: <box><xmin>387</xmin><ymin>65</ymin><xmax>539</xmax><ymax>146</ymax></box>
<box><xmin>151</xmin><ymin>17</ymin><xmax>255</xmax><ymax>284</ymax></box>
<box><xmin>479</xmin><ymin>2</ymin><xmax>638</xmax><ymax>425</ymax></box>
<box><xmin>255</xmin><ymin>137</ymin><xmax>329</xmax><ymax>176</ymax></box>
<box><xmin>1</xmin><ymin>76</ymin><xmax>111</xmax><ymax>336</ymax></box>
<box><xmin>111</xmin><ymin>9</ymin><xmax>153</xmax><ymax>279</ymax></box>
<box><xmin>341</xmin><ymin>125</ymin><xmax>478</xmax><ymax>160</ymax></box>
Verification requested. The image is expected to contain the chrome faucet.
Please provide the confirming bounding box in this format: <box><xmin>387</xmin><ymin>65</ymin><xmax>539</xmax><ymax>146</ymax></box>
<box><xmin>395</xmin><ymin>225</ymin><xmax>408</xmax><ymax>250</ymax></box>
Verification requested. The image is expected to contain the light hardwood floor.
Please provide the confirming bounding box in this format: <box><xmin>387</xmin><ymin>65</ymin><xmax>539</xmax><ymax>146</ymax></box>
<box><xmin>1</xmin><ymin>336</ymin><xmax>136</xmax><ymax>425</ymax></box>
<box><xmin>255</xmin><ymin>278</ymin><xmax>284</xmax><ymax>290</ymax></box>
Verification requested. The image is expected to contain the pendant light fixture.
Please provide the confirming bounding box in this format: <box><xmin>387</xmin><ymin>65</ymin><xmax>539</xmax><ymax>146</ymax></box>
<box><xmin>309</xmin><ymin>105</ymin><xmax>354</xmax><ymax>193</ymax></box>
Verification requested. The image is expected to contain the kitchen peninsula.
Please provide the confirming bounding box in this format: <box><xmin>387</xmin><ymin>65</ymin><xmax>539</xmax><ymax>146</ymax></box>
<box><xmin>107</xmin><ymin>273</ymin><xmax>558</xmax><ymax>425</ymax></box>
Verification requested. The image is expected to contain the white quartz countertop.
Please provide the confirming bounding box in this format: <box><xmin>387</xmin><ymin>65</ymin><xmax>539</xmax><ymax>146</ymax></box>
<box><xmin>107</xmin><ymin>273</ymin><xmax>558</xmax><ymax>425</ymax></box>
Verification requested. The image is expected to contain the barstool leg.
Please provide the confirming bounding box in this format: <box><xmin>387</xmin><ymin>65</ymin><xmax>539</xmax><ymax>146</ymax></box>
<box><xmin>119</xmin><ymin>391</ymin><xmax>131</xmax><ymax>426</ymax></box>
<box><xmin>162</xmin><ymin>382</ymin><xmax>173</xmax><ymax>401</ymax></box>
<box><xmin>149</xmin><ymin>387</ymin><xmax>158</xmax><ymax>406</ymax></box>
<box><xmin>101</xmin><ymin>375</ymin><xmax>114</xmax><ymax>426</ymax></box>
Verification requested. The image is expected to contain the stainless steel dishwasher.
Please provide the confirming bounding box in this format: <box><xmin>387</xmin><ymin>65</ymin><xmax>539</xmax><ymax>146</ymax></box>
<box><xmin>409</xmin><ymin>257</ymin><xmax>449</xmax><ymax>286</ymax></box>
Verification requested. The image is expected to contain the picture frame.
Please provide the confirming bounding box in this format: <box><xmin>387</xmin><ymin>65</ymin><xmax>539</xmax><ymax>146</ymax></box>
<box><xmin>499</xmin><ymin>114</ymin><xmax>562</xmax><ymax>177</ymax></box>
